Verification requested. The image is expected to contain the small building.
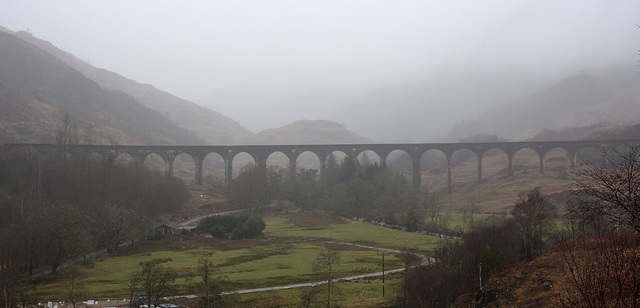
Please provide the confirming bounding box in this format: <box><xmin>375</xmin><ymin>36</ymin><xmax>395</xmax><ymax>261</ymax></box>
<box><xmin>156</xmin><ymin>223</ymin><xmax>196</xmax><ymax>237</ymax></box>
<box><xmin>174</xmin><ymin>225</ymin><xmax>196</xmax><ymax>234</ymax></box>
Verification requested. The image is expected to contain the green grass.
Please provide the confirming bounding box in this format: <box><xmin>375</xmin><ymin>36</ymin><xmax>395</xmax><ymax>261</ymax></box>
<box><xmin>39</xmin><ymin>242</ymin><xmax>402</xmax><ymax>299</ymax></box>
<box><xmin>263</xmin><ymin>214</ymin><xmax>440</xmax><ymax>253</ymax></box>
<box><xmin>35</xmin><ymin>213</ymin><xmax>428</xmax><ymax>301</ymax></box>
<box><xmin>439</xmin><ymin>211</ymin><xmax>503</xmax><ymax>232</ymax></box>
<box><xmin>229</xmin><ymin>275</ymin><xmax>404</xmax><ymax>307</ymax></box>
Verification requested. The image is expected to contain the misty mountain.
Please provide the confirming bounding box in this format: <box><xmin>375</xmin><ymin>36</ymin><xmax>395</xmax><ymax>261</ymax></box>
<box><xmin>7</xmin><ymin>29</ymin><xmax>252</xmax><ymax>145</ymax></box>
<box><xmin>449</xmin><ymin>69</ymin><xmax>640</xmax><ymax>141</ymax></box>
<box><xmin>241</xmin><ymin>120</ymin><xmax>374</xmax><ymax>145</ymax></box>
<box><xmin>0</xmin><ymin>28</ymin><xmax>374</xmax><ymax>146</ymax></box>
<box><xmin>339</xmin><ymin>68</ymin><xmax>554</xmax><ymax>142</ymax></box>
<box><xmin>199</xmin><ymin>64</ymin><xmax>550</xmax><ymax>143</ymax></box>
<box><xmin>199</xmin><ymin>53</ymin><xmax>640</xmax><ymax>144</ymax></box>
<box><xmin>199</xmin><ymin>65</ymin><xmax>364</xmax><ymax>135</ymax></box>
<box><xmin>3</xmin><ymin>25</ymin><xmax>637</xmax><ymax>146</ymax></box>
<box><xmin>0</xmin><ymin>31</ymin><xmax>202</xmax><ymax>145</ymax></box>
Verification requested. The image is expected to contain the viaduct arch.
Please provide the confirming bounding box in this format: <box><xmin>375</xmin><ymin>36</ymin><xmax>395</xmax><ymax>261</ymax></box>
<box><xmin>7</xmin><ymin>140</ymin><xmax>639</xmax><ymax>193</ymax></box>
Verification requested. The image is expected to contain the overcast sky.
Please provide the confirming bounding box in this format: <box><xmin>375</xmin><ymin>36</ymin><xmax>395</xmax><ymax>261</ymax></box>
<box><xmin>1</xmin><ymin>1</ymin><xmax>638</xmax><ymax>137</ymax></box>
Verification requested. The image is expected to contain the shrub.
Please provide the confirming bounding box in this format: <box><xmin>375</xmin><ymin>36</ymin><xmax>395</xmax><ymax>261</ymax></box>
<box><xmin>197</xmin><ymin>214</ymin><xmax>266</xmax><ymax>239</ymax></box>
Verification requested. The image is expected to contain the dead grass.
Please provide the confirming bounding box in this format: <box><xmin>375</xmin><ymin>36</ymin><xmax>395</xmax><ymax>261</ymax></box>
<box><xmin>422</xmin><ymin>150</ymin><xmax>574</xmax><ymax>213</ymax></box>
<box><xmin>471</xmin><ymin>236</ymin><xmax>640</xmax><ymax>307</ymax></box>
<box><xmin>480</xmin><ymin>250</ymin><xmax>565</xmax><ymax>307</ymax></box>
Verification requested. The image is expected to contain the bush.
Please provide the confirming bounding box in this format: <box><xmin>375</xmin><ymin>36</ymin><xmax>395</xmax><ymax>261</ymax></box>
<box><xmin>197</xmin><ymin>214</ymin><xmax>266</xmax><ymax>239</ymax></box>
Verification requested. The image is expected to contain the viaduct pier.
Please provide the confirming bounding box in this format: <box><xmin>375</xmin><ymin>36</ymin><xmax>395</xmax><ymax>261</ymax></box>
<box><xmin>6</xmin><ymin>139</ymin><xmax>639</xmax><ymax>193</ymax></box>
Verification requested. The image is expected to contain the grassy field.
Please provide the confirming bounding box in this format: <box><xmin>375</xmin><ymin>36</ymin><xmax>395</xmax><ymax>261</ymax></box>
<box><xmin>263</xmin><ymin>212</ymin><xmax>440</xmax><ymax>253</ymax></box>
<box><xmin>34</xmin><ymin>211</ymin><xmax>438</xmax><ymax>306</ymax></box>
<box><xmin>38</xmin><ymin>243</ymin><xmax>400</xmax><ymax>298</ymax></box>
<box><xmin>435</xmin><ymin>211</ymin><xmax>499</xmax><ymax>232</ymax></box>
<box><xmin>228</xmin><ymin>274</ymin><xmax>404</xmax><ymax>307</ymax></box>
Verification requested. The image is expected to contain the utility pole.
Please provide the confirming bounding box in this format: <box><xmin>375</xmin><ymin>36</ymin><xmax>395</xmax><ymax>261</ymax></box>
<box><xmin>378</xmin><ymin>252</ymin><xmax>386</xmax><ymax>297</ymax></box>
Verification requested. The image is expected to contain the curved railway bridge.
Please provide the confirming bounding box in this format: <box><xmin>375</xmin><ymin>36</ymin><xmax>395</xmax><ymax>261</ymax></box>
<box><xmin>6</xmin><ymin>139</ymin><xmax>639</xmax><ymax>193</ymax></box>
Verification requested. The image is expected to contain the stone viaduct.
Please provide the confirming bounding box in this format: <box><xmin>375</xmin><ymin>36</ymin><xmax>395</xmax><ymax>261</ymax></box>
<box><xmin>6</xmin><ymin>139</ymin><xmax>640</xmax><ymax>193</ymax></box>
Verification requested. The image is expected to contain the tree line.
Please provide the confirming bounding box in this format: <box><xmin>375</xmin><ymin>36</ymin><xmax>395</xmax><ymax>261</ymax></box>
<box><xmin>0</xmin><ymin>148</ymin><xmax>187</xmax><ymax>273</ymax></box>
<box><xmin>230</xmin><ymin>154</ymin><xmax>420</xmax><ymax>228</ymax></box>
<box><xmin>0</xmin><ymin>120</ymin><xmax>189</xmax><ymax>306</ymax></box>
<box><xmin>399</xmin><ymin>187</ymin><xmax>557</xmax><ymax>307</ymax></box>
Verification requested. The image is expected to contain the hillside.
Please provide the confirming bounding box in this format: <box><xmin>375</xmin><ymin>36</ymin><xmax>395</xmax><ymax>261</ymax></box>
<box><xmin>467</xmin><ymin>235</ymin><xmax>640</xmax><ymax>307</ymax></box>
<box><xmin>6</xmin><ymin>29</ymin><xmax>252</xmax><ymax>145</ymax></box>
<box><xmin>465</xmin><ymin>242</ymin><xmax>569</xmax><ymax>307</ymax></box>
<box><xmin>526</xmin><ymin>122</ymin><xmax>640</xmax><ymax>141</ymax></box>
<box><xmin>449</xmin><ymin>69</ymin><xmax>640</xmax><ymax>141</ymax></box>
<box><xmin>0</xmin><ymin>31</ymin><xmax>201</xmax><ymax>145</ymax></box>
<box><xmin>241</xmin><ymin>119</ymin><xmax>375</xmax><ymax>144</ymax></box>
<box><xmin>0</xmin><ymin>31</ymin><xmax>374</xmax><ymax>147</ymax></box>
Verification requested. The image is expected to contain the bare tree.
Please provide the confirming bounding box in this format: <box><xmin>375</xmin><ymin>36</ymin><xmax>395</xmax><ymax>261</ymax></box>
<box><xmin>231</xmin><ymin>164</ymin><xmax>273</xmax><ymax>209</ymax></box>
<box><xmin>16</xmin><ymin>280</ymin><xmax>37</xmax><ymax>308</ymax></box>
<box><xmin>94</xmin><ymin>206</ymin><xmax>146</xmax><ymax>252</ymax></box>
<box><xmin>556</xmin><ymin>144</ymin><xmax>640</xmax><ymax>306</ymax></box>
<box><xmin>62</xmin><ymin>276</ymin><xmax>85</xmax><ymax>308</ymax></box>
<box><xmin>556</xmin><ymin>226</ymin><xmax>640</xmax><ymax>307</ymax></box>
<box><xmin>126</xmin><ymin>271</ymin><xmax>141</xmax><ymax>308</ymax></box>
<box><xmin>424</xmin><ymin>193</ymin><xmax>449</xmax><ymax>234</ymax></box>
<box><xmin>55</xmin><ymin>113</ymin><xmax>78</xmax><ymax>162</ymax></box>
<box><xmin>511</xmin><ymin>187</ymin><xmax>556</xmax><ymax>261</ymax></box>
<box><xmin>39</xmin><ymin>203</ymin><xmax>89</xmax><ymax>274</ymax></box>
<box><xmin>312</xmin><ymin>246</ymin><xmax>341</xmax><ymax>308</ymax></box>
<box><xmin>130</xmin><ymin>261</ymin><xmax>176</xmax><ymax>308</ymax></box>
<box><xmin>299</xmin><ymin>286</ymin><xmax>322</xmax><ymax>308</ymax></box>
<box><xmin>571</xmin><ymin>144</ymin><xmax>640</xmax><ymax>233</ymax></box>
<box><xmin>195</xmin><ymin>254</ymin><xmax>225</xmax><ymax>308</ymax></box>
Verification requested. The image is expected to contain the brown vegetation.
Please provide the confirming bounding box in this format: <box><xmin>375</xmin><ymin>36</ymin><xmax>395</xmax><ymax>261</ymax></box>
<box><xmin>423</xmin><ymin>149</ymin><xmax>572</xmax><ymax>213</ymax></box>
<box><xmin>470</xmin><ymin>235</ymin><xmax>640</xmax><ymax>307</ymax></box>
<box><xmin>463</xmin><ymin>143</ymin><xmax>640</xmax><ymax>307</ymax></box>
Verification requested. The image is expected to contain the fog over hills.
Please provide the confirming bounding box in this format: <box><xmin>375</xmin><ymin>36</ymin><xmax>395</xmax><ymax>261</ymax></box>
<box><xmin>450</xmin><ymin>68</ymin><xmax>640</xmax><ymax>141</ymax></box>
<box><xmin>330</xmin><ymin>68</ymin><xmax>550</xmax><ymax>142</ymax></box>
<box><xmin>2</xmin><ymin>2</ymin><xmax>637</xmax><ymax>145</ymax></box>
<box><xmin>241</xmin><ymin>120</ymin><xmax>374</xmax><ymax>145</ymax></box>
<box><xmin>0</xmin><ymin>28</ymin><xmax>374</xmax><ymax>145</ymax></box>
<box><xmin>200</xmin><ymin>64</ymin><xmax>552</xmax><ymax>142</ymax></box>
<box><xmin>0</xmin><ymin>31</ymin><xmax>204</xmax><ymax>145</ymax></box>
<box><xmin>6</xmin><ymin>29</ymin><xmax>253</xmax><ymax>145</ymax></box>
<box><xmin>1</xmin><ymin>25</ymin><xmax>639</xmax><ymax>146</ymax></box>
<box><xmin>202</xmin><ymin>64</ymin><xmax>640</xmax><ymax>143</ymax></box>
